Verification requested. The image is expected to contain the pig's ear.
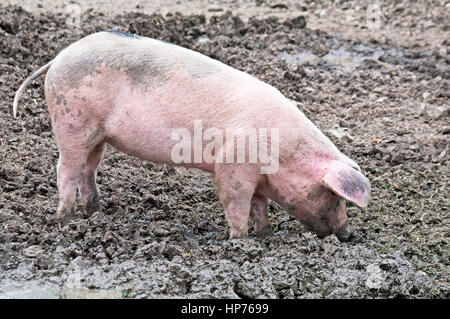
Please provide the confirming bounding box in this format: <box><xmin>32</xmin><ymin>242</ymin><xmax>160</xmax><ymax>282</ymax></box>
<box><xmin>322</xmin><ymin>161</ymin><xmax>370</xmax><ymax>208</ymax></box>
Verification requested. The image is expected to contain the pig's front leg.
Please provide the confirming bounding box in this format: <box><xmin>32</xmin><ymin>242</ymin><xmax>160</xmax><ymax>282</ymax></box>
<box><xmin>250</xmin><ymin>195</ymin><xmax>273</xmax><ymax>237</ymax></box>
<box><xmin>215</xmin><ymin>164</ymin><xmax>260</xmax><ymax>239</ymax></box>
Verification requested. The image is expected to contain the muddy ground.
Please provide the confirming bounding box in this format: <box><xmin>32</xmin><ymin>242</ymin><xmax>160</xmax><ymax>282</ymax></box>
<box><xmin>0</xmin><ymin>0</ymin><xmax>448</xmax><ymax>298</ymax></box>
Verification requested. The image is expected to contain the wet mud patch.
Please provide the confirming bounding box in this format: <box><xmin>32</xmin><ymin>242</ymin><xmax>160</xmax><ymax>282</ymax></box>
<box><xmin>0</xmin><ymin>2</ymin><xmax>448</xmax><ymax>298</ymax></box>
<box><xmin>0</xmin><ymin>232</ymin><xmax>437</xmax><ymax>299</ymax></box>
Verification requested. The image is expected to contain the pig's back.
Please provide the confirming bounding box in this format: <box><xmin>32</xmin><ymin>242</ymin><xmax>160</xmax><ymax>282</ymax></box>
<box><xmin>47</xmin><ymin>31</ymin><xmax>240</xmax><ymax>90</ymax></box>
<box><xmin>45</xmin><ymin>30</ymin><xmax>285</xmax><ymax>128</ymax></box>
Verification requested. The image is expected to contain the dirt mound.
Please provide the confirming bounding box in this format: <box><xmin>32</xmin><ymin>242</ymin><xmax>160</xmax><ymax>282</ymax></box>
<box><xmin>0</xmin><ymin>4</ymin><xmax>448</xmax><ymax>298</ymax></box>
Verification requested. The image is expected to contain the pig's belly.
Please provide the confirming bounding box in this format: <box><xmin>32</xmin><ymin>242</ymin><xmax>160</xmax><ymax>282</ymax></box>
<box><xmin>103</xmin><ymin>104</ymin><xmax>215</xmax><ymax>173</ymax></box>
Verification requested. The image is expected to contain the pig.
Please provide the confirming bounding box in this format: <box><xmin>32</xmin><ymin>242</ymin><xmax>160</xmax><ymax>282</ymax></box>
<box><xmin>13</xmin><ymin>30</ymin><xmax>370</xmax><ymax>241</ymax></box>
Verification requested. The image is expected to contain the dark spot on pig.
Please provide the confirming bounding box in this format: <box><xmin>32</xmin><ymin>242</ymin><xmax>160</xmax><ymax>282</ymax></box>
<box><xmin>65</xmin><ymin>107</ymin><xmax>70</xmax><ymax>113</ymax></box>
<box><xmin>307</xmin><ymin>184</ymin><xmax>326</xmax><ymax>201</ymax></box>
<box><xmin>78</xmin><ymin>110</ymin><xmax>83</xmax><ymax>117</ymax></box>
<box><xmin>338</xmin><ymin>169</ymin><xmax>368</xmax><ymax>198</ymax></box>
<box><xmin>61</xmin><ymin>110</ymin><xmax>65</xmax><ymax>116</ymax></box>
<box><xmin>234</xmin><ymin>181</ymin><xmax>242</xmax><ymax>190</ymax></box>
<box><xmin>86</xmin><ymin>81</ymin><xmax>93</xmax><ymax>87</ymax></box>
<box><xmin>55</xmin><ymin>95</ymin><xmax>65</xmax><ymax>106</ymax></box>
<box><xmin>126</xmin><ymin>111</ymin><xmax>130</xmax><ymax>117</ymax></box>
<box><xmin>53</xmin><ymin>114</ymin><xmax>57</xmax><ymax>123</ymax></box>
<box><xmin>81</xmin><ymin>97</ymin><xmax>87</xmax><ymax>103</ymax></box>
<box><xmin>70</xmin><ymin>63</ymin><xmax>98</xmax><ymax>88</ymax></box>
<box><xmin>83</xmin><ymin>119</ymin><xmax>89</xmax><ymax>125</ymax></box>
<box><xmin>116</xmin><ymin>53</ymin><xmax>168</xmax><ymax>89</ymax></box>
<box><xmin>49</xmin><ymin>32</ymin><xmax>225</xmax><ymax>92</ymax></box>
<box><xmin>69</xmin><ymin>124</ymin><xmax>74</xmax><ymax>129</ymax></box>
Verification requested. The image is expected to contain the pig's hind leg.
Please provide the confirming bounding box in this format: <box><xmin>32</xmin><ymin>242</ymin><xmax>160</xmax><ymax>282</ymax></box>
<box><xmin>77</xmin><ymin>142</ymin><xmax>105</xmax><ymax>217</ymax></box>
<box><xmin>56</xmin><ymin>146</ymin><xmax>88</xmax><ymax>226</ymax></box>
<box><xmin>54</xmin><ymin>127</ymin><xmax>105</xmax><ymax>226</ymax></box>
<box><xmin>250</xmin><ymin>195</ymin><xmax>273</xmax><ymax>237</ymax></box>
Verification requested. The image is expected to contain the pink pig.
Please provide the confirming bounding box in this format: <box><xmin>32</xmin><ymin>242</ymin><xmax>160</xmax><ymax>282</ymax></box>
<box><xmin>13</xmin><ymin>31</ymin><xmax>370</xmax><ymax>241</ymax></box>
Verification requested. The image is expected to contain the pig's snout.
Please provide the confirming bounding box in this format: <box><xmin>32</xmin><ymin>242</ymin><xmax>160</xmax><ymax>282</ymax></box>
<box><xmin>313</xmin><ymin>221</ymin><xmax>354</xmax><ymax>242</ymax></box>
<box><xmin>334</xmin><ymin>221</ymin><xmax>355</xmax><ymax>242</ymax></box>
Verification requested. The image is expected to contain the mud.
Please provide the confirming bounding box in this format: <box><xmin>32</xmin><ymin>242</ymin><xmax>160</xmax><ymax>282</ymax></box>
<box><xmin>0</xmin><ymin>1</ymin><xmax>448</xmax><ymax>298</ymax></box>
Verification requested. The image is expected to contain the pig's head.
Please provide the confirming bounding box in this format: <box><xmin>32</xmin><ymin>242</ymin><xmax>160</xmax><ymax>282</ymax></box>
<box><xmin>306</xmin><ymin>160</ymin><xmax>369</xmax><ymax>241</ymax></box>
<box><xmin>271</xmin><ymin>159</ymin><xmax>370</xmax><ymax>241</ymax></box>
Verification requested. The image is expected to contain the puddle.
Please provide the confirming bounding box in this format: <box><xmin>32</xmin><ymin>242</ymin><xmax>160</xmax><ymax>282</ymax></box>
<box><xmin>323</xmin><ymin>46</ymin><xmax>382</xmax><ymax>71</ymax></box>
<box><xmin>278</xmin><ymin>44</ymin><xmax>404</xmax><ymax>72</ymax></box>
<box><xmin>0</xmin><ymin>281</ymin><xmax>122</xmax><ymax>299</ymax></box>
<box><xmin>0</xmin><ymin>282</ymin><xmax>61</xmax><ymax>299</ymax></box>
<box><xmin>62</xmin><ymin>288</ymin><xmax>122</xmax><ymax>299</ymax></box>
<box><xmin>277</xmin><ymin>51</ymin><xmax>320</xmax><ymax>65</ymax></box>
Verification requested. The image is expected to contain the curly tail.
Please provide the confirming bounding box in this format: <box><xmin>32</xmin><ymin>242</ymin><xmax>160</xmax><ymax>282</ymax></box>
<box><xmin>13</xmin><ymin>60</ymin><xmax>54</xmax><ymax>118</ymax></box>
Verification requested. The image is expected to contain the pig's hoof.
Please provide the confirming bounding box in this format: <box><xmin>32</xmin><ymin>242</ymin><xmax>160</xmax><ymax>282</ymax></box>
<box><xmin>255</xmin><ymin>225</ymin><xmax>273</xmax><ymax>238</ymax></box>
<box><xmin>57</xmin><ymin>212</ymin><xmax>77</xmax><ymax>228</ymax></box>
<box><xmin>84</xmin><ymin>197</ymin><xmax>100</xmax><ymax>218</ymax></box>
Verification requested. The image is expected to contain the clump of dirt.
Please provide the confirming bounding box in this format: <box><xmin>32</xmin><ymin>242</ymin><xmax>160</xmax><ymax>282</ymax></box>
<box><xmin>0</xmin><ymin>2</ymin><xmax>448</xmax><ymax>298</ymax></box>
